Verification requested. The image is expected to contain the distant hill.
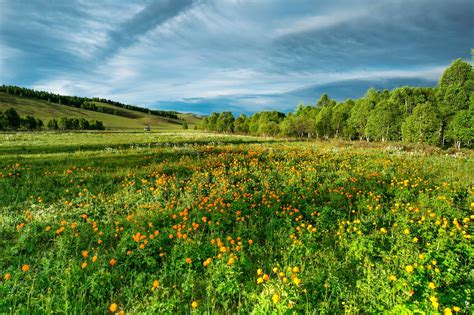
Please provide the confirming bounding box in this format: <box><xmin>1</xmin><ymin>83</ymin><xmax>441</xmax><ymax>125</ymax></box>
<box><xmin>0</xmin><ymin>88</ymin><xmax>200</xmax><ymax>131</ymax></box>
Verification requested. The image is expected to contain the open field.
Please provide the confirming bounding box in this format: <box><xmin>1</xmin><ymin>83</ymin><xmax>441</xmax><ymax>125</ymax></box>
<box><xmin>0</xmin><ymin>132</ymin><xmax>472</xmax><ymax>313</ymax></box>
<box><xmin>0</xmin><ymin>92</ymin><xmax>200</xmax><ymax>130</ymax></box>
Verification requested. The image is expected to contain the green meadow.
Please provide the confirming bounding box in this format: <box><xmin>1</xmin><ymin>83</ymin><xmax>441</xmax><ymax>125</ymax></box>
<box><xmin>0</xmin><ymin>132</ymin><xmax>472</xmax><ymax>313</ymax></box>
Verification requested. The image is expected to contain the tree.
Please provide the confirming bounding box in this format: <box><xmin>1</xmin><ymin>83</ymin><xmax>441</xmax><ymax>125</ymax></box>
<box><xmin>281</xmin><ymin>113</ymin><xmax>312</xmax><ymax>137</ymax></box>
<box><xmin>390</xmin><ymin>86</ymin><xmax>435</xmax><ymax>116</ymax></box>
<box><xmin>401</xmin><ymin>102</ymin><xmax>441</xmax><ymax>145</ymax></box>
<box><xmin>79</xmin><ymin>118</ymin><xmax>90</xmax><ymax>130</ymax></box>
<box><xmin>20</xmin><ymin>116</ymin><xmax>38</xmax><ymax>130</ymax></box>
<box><xmin>58</xmin><ymin>117</ymin><xmax>71</xmax><ymax>130</ymax></box>
<box><xmin>436</xmin><ymin>59</ymin><xmax>473</xmax><ymax>146</ymax></box>
<box><xmin>366</xmin><ymin>100</ymin><xmax>404</xmax><ymax>141</ymax></box>
<box><xmin>199</xmin><ymin>117</ymin><xmax>209</xmax><ymax>131</ymax></box>
<box><xmin>234</xmin><ymin>114</ymin><xmax>249</xmax><ymax>133</ymax></box>
<box><xmin>182</xmin><ymin>120</ymin><xmax>188</xmax><ymax>130</ymax></box>
<box><xmin>315</xmin><ymin>106</ymin><xmax>333</xmax><ymax>139</ymax></box>
<box><xmin>3</xmin><ymin>108</ymin><xmax>21</xmax><ymax>129</ymax></box>
<box><xmin>438</xmin><ymin>58</ymin><xmax>472</xmax><ymax>87</ymax></box>
<box><xmin>331</xmin><ymin>99</ymin><xmax>354</xmax><ymax>138</ymax></box>
<box><xmin>207</xmin><ymin>112</ymin><xmax>219</xmax><ymax>132</ymax></box>
<box><xmin>446</xmin><ymin>107</ymin><xmax>473</xmax><ymax>149</ymax></box>
<box><xmin>47</xmin><ymin>119</ymin><xmax>58</xmax><ymax>130</ymax></box>
<box><xmin>216</xmin><ymin>112</ymin><xmax>234</xmax><ymax>133</ymax></box>
<box><xmin>348</xmin><ymin>92</ymin><xmax>378</xmax><ymax>141</ymax></box>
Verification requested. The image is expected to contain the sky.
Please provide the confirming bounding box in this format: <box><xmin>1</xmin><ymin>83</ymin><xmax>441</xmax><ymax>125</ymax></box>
<box><xmin>0</xmin><ymin>0</ymin><xmax>473</xmax><ymax>115</ymax></box>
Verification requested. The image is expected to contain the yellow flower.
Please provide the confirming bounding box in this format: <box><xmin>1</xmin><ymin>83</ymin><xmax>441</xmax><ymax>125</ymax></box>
<box><xmin>272</xmin><ymin>293</ymin><xmax>280</xmax><ymax>304</ymax></box>
<box><xmin>152</xmin><ymin>280</ymin><xmax>159</xmax><ymax>290</ymax></box>
<box><xmin>257</xmin><ymin>268</ymin><xmax>263</xmax><ymax>275</ymax></box>
<box><xmin>92</xmin><ymin>255</ymin><xmax>98</xmax><ymax>263</ymax></box>
<box><xmin>293</xmin><ymin>276</ymin><xmax>301</xmax><ymax>286</ymax></box>
<box><xmin>81</xmin><ymin>262</ymin><xmax>87</xmax><ymax>269</ymax></box>
<box><xmin>109</xmin><ymin>303</ymin><xmax>118</xmax><ymax>312</ymax></box>
<box><xmin>405</xmin><ymin>265</ymin><xmax>414</xmax><ymax>273</ymax></box>
<box><xmin>389</xmin><ymin>275</ymin><xmax>397</xmax><ymax>281</ymax></box>
<box><xmin>380</xmin><ymin>227</ymin><xmax>387</xmax><ymax>234</ymax></box>
<box><xmin>444</xmin><ymin>308</ymin><xmax>452</xmax><ymax>315</ymax></box>
<box><xmin>273</xmin><ymin>267</ymin><xmax>278</xmax><ymax>273</ymax></box>
<box><xmin>412</xmin><ymin>237</ymin><xmax>418</xmax><ymax>243</ymax></box>
<box><xmin>428</xmin><ymin>282</ymin><xmax>436</xmax><ymax>289</ymax></box>
<box><xmin>453</xmin><ymin>306</ymin><xmax>461</xmax><ymax>312</ymax></box>
<box><xmin>191</xmin><ymin>301</ymin><xmax>198</xmax><ymax>309</ymax></box>
<box><xmin>403</xmin><ymin>228</ymin><xmax>410</xmax><ymax>235</ymax></box>
<box><xmin>418</xmin><ymin>254</ymin><xmax>425</xmax><ymax>260</ymax></box>
<box><xmin>257</xmin><ymin>277</ymin><xmax>263</xmax><ymax>284</ymax></box>
<box><xmin>292</xmin><ymin>266</ymin><xmax>300</xmax><ymax>273</ymax></box>
<box><xmin>429</xmin><ymin>296</ymin><xmax>439</xmax><ymax>309</ymax></box>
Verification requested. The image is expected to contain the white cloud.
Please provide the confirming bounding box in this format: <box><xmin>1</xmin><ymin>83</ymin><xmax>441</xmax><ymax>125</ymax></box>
<box><xmin>272</xmin><ymin>9</ymin><xmax>369</xmax><ymax>38</ymax></box>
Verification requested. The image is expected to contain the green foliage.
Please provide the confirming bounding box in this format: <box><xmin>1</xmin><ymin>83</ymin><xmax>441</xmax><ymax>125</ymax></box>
<box><xmin>234</xmin><ymin>114</ymin><xmax>249</xmax><ymax>133</ymax></box>
<box><xmin>0</xmin><ymin>108</ymin><xmax>43</xmax><ymax>131</ymax></box>
<box><xmin>446</xmin><ymin>107</ymin><xmax>473</xmax><ymax>149</ymax></box>
<box><xmin>50</xmin><ymin>117</ymin><xmax>105</xmax><ymax>131</ymax></box>
<box><xmin>366</xmin><ymin>100</ymin><xmax>404</xmax><ymax>141</ymax></box>
<box><xmin>402</xmin><ymin>102</ymin><xmax>441</xmax><ymax>145</ymax></box>
<box><xmin>438</xmin><ymin>59</ymin><xmax>472</xmax><ymax>88</ymax></box>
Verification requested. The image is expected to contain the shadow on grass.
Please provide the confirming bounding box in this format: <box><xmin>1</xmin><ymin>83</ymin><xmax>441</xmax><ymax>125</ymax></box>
<box><xmin>0</xmin><ymin>138</ymin><xmax>285</xmax><ymax>155</ymax></box>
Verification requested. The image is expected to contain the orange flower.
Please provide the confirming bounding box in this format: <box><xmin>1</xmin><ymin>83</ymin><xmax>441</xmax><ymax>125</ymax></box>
<box><xmin>92</xmin><ymin>255</ymin><xmax>98</xmax><ymax>263</ymax></box>
<box><xmin>4</xmin><ymin>273</ymin><xmax>11</xmax><ymax>280</ymax></box>
<box><xmin>21</xmin><ymin>264</ymin><xmax>30</xmax><ymax>272</ymax></box>
<box><xmin>82</xmin><ymin>250</ymin><xmax>89</xmax><ymax>258</ymax></box>
<box><xmin>109</xmin><ymin>258</ymin><xmax>116</xmax><ymax>266</ymax></box>
<box><xmin>185</xmin><ymin>257</ymin><xmax>192</xmax><ymax>264</ymax></box>
<box><xmin>81</xmin><ymin>262</ymin><xmax>87</xmax><ymax>269</ymax></box>
<box><xmin>203</xmin><ymin>258</ymin><xmax>212</xmax><ymax>267</ymax></box>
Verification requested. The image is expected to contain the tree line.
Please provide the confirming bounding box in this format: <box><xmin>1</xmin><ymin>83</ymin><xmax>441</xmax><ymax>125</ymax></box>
<box><xmin>0</xmin><ymin>108</ymin><xmax>104</xmax><ymax>131</ymax></box>
<box><xmin>0</xmin><ymin>85</ymin><xmax>179</xmax><ymax>120</ymax></box>
<box><xmin>200</xmin><ymin>58</ymin><xmax>473</xmax><ymax>149</ymax></box>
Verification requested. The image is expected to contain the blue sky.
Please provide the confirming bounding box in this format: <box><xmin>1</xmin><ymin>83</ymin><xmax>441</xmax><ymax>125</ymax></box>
<box><xmin>1</xmin><ymin>0</ymin><xmax>473</xmax><ymax>115</ymax></box>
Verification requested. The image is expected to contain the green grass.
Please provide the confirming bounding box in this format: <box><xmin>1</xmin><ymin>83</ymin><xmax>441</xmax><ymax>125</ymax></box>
<box><xmin>0</xmin><ymin>92</ymin><xmax>200</xmax><ymax>130</ymax></box>
<box><xmin>0</xmin><ymin>132</ymin><xmax>472</xmax><ymax>313</ymax></box>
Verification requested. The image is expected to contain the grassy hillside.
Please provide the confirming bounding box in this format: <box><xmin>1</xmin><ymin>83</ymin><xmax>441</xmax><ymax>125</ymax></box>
<box><xmin>0</xmin><ymin>92</ymin><xmax>200</xmax><ymax>131</ymax></box>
